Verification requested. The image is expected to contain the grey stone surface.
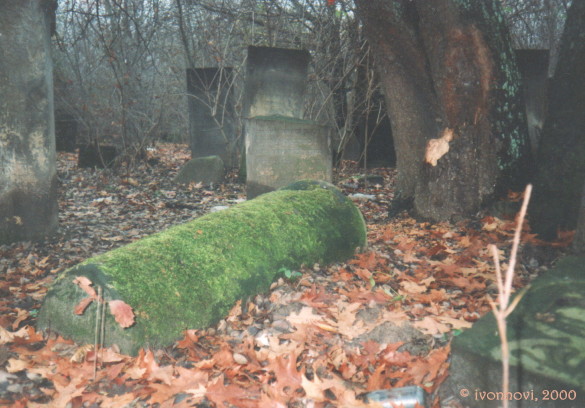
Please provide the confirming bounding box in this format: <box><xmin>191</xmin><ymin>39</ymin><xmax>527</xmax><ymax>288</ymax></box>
<box><xmin>174</xmin><ymin>155</ymin><xmax>225</xmax><ymax>185</ymax></box>
<box><xmin>245</xmin><ymin>116</ymin><xmax>332</xmax><ymax>198</ymax></box>
<box><xmin>242</xmin><ymin>46</ymin><xmax>310</xmax><ymax>119</ymax></box>
<box><xmin>515</xmin><ymin>49</ymin><xmax>549</xmax><ymax>157</ymax></box>
<box><xmin>0</xmin><ymin>0</ymin><xmax>58</xmax><ymax>244</ymax></box>
<box><xmin>55</xmin><ymin>112</ymin><xmax>78</xmax><ymax>152</ymax></box>
<box><xmin>186</xmin><ymin>67</ymin><xmax>236</xmax><ymax>166</ymax></box>
<box><xmin>441</xmin><ymin>256</ymin><xmax>585</xmax><ymax>407</ymax></box>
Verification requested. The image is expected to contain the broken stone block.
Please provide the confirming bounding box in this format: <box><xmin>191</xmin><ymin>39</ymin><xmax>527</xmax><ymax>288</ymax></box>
<box><xmin>78</xmin><ymin>144</ymin><xmax>118</xmax><ymax>168</ymax></box>
<box><xmin>441</xmin><ymin>255</ymin><xmax>585</xmax><ymax>407</ymax></box>
<box><xmin>174</xmin><ymin>155</ymin><xmax>225</xmax><ymax>185</ymax></box>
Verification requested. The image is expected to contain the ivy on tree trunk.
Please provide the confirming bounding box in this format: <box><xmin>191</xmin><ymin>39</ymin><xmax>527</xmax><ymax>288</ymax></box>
<box><xmin>355</xmin><ymin>0</ymin><xmax>531</xmax><ymax>221</ymax></box>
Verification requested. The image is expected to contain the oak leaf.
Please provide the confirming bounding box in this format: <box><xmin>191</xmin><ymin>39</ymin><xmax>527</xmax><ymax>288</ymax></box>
<box><xmin>73</xmin><ymin>276</ymin><xmax>97</xmax><ymax>297</ymax></box>
<box><xmin>412</xmin><ymin>316</ymin><xmax>450</xmax><ymax>335</ymax></box>
<box><xmin>74</xmin><ymin>296</ymin><xmax>95</xmax><ymax>315</ymax></box>
<box><xmin>108</xmin><ymin>300</ymin><xmax>135</xmax><ymax>328</ymax></box>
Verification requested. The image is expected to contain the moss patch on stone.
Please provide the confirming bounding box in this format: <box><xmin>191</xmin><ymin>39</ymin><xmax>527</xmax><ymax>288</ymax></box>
<box><xmin>37</xmin><ymin>183</ymin><xmax>366</xmax><ymax>354</ymax></box>
<box><xmin>251</xmin><ymin>115</ymin><xmax>319</xmax><ymax>125</ymax></box>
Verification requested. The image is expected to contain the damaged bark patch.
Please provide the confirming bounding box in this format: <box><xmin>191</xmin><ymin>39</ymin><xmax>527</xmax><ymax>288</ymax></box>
<box><xmin>442</xmin><ymin>25</ymin><xmax>493</xmax><ymax>127</ymax></box>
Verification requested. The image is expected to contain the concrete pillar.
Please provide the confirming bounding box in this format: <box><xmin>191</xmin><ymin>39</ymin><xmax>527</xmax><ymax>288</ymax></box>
<box><xmin>186</xmin><ymin>67</ymin><xmax>235</xmax><ymax>167</ymax></box>
<box><xmin>246</xmin><ymin>116</ymin><xmax>332</xmax><ymax>198</ymax></box>
<box><xmin>0</xmin><ymin>0</ymin><xmax>58</xmax><ymax>244</ymax></box>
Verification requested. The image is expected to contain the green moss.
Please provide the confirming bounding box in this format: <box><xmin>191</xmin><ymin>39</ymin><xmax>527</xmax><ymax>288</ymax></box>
<box><xmin>251</xmin><ymin>115</ymin><xmax>318</xmax><ymax>125</ymax></box>
<box><xmin>38</xmin><ymin>184</ymin><xmax>366</xmax><ymax>354</ymax></box>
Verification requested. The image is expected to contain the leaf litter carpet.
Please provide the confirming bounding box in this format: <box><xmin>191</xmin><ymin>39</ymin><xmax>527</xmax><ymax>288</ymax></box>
<box><xmin>0</xmin><ymin>144</ymin><xmax>564</xmax><ymax>407</ymax></box>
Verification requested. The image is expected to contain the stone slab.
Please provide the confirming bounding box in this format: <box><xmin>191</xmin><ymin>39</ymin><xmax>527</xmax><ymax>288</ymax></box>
<box><xmin>174</xmin><ymin>155</ymin><xmax>225</xmax><ymax>185</ymax></box>
<box><xmin>441</xmin><ymin>255</ymin><xmax>585</xmax><ymax>407</ymax></box>
<box><xmin>186</xmin><ymin>67</ymin><xmax>236</xmax><ymax>166</ymax></box>
<box><xmin>246</xmin><ymin>116</ymin><xmax>332</xmax><ymax>198</ymax></box>
<box><xmin>242</xmin><ymin>46</ymin><xmax>310</xmax><ymax>119</ymax></box>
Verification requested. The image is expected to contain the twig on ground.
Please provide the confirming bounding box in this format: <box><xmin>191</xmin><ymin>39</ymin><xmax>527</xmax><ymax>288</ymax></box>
<box><xmin>488</xmin><ymin>184</ymin><xmax>532</xmax><ymax>408</ymax></box>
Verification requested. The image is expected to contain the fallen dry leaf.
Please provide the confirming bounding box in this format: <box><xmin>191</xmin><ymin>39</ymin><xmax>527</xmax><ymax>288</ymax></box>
<box><xmin>108</xmin><ymin>299</ymin><xmax>135</xmax><ymax>328</ymax></box>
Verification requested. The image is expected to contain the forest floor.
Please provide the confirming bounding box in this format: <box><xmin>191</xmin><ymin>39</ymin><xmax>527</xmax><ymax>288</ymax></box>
<box><xmin>0</xmin><ymin>144</ymin><xmax>569</xmax><ymax>408</ymax></box>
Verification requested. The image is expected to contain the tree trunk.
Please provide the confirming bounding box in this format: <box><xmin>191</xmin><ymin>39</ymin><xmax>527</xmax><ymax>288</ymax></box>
<box><xmin>0</xmin><ymin>0</ymin><xmax>58</xmax><ymax>244</ymax></box>
<box><xmin>530</xmin><ymin>0</ymin><xmax>585</xmax><ymax>240</ymax></box>
<box><xmin>572</xmin><ymin>182</ymin><xmax>585</xmax><ymax>255</ymax></box>
<box><xmin>354</xmin><ymin>0</ymin><xmax>530</xmax><ymax>221</ymax></box>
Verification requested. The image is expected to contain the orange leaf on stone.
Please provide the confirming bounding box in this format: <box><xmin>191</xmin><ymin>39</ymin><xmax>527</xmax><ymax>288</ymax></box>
<box><xmin>108</xmin><ymin>299</ymin><xmax>135</xmax><ymax>328</ymax></box>
<box><xmin>74</xmin><ymin>296</ymin><xmax>95</xmax><ymax>315</ymax></box>
<box><xmin>73</xmin><ymin>276</ymin><xmax>97</xmax><ymax>298</ymax></box>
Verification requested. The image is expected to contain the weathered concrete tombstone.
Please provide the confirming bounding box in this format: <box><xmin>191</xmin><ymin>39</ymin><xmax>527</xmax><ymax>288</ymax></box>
<box><xmin>441</xmin><ymin>256</ymin><xmax>585</xmax><ymax>407</ymax></box>
<box><xmin>355</xmin><ymin>102</ymin><xmax>395</xmax><ymax>168</ymax></box>
<box><xmin>37</xmin><ymin>181</ymin><xmax>366</xmax><ymax>355</ymax></box>
<box><xmin>187</xmin><ymin>67</ymin><xmax>236</xmax><ymax>167</ymax></box>
<box><xmin>242</xmin><ymin>46</ymin><xmax>311</xmax><ymax>119</ymax></box>
<box><xmin>241</xmin><ymin>46</ymin><xmax>328</xmax><ymax>197</ymax></box>
<box><xmin>78</xmin><ymin>143</ymin><xmax>118</xmax><ymax>168</ymax></box>
<box><xmin>246</xmin><ymin>116</ymin><xmax>332</xmax><ymax>198</ymax></box>
<box><xmin>55</xmin><ymin>112</ymin><xmax>78</xmax><ymax>153</ymax></box>
<box><xmin>0</xmin><ymin>0</ymin><xmax>58</xmax><ymax>244</ymax></box>
<box><xmin>514</xmin><ymin>49</ymin><xmax>550</xmax><ymax>158</ymax></box>
<box><xmin>174</xmin><ymin>155</ymin><xmax>225</xmax><ymax>185</ymax></box>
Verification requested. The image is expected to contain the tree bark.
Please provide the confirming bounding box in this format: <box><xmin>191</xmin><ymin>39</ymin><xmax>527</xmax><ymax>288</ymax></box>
<box><xmin>530</xmin><ymin>0</ymin><xmax>585</xmax><ymax>240</ymax></box>
<box><xmin>572</xmin><ymin>182</ymin><xmax>585</xmax><ymax>255</ymax></box>
<box><xmin>354</xmin><ymin>0</ymin><xmax>530</xmax><ymax>221</ymax></box>
<box><xmin>0</xmin><ymin>0</ymin><xmax>58</xmax><ymax>244</ymax></box>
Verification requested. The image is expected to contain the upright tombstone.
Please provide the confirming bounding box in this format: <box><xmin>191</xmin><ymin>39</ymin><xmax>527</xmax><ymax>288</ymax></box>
<box><xmin>0</xmin><ymin>0</ymin><xmax>58</xmax><ymax>244</ymax></box>
<box><xmin>186</xmin><ymin>67</ymin><xmax>235</xmax><ymax>167</ymax></box>
<box><xmin>354</xmin><ymin>95</ymin><xmax>396</xmax><ymax>168</ymax></box>
<box><xmin>243</xmin><ymin>46</ymin><xmax>322</xmax><ymax>197</ymax></box>
<box><xmin>242</xmin><ymin>46</ymin><xmax>311</xmax><ymax>119</ymax></box>
<box><xmin>246</xmin><ymin>116</ymin><xmax>332</xmax><ymax>198</ymax></box>
<box><xmin>514</xmin><ymin>49</ymin><xmax>550</xmax><ymax>157</ymax></box>
<box><xmin>55</xmin><ymin>112</ymin><xmax>78</xmax><ymax>152</ymax></box>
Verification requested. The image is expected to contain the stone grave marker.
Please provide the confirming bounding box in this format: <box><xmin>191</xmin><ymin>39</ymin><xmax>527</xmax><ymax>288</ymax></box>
<box><xmin>515</xmin><ymin>49</ymin><xmax>549</xmax><ymax>157</ymax></box>
<box><xmin>441</xmin><ymin>255</ymin><xmax>585</xmax><ymax>407</ymax></box>
<box><xmin>55</xmin><ymin>112</ymin><xmax>78</xmax><ymax>153</ymax></box>
<box><xmin>242</xmin><ymin>46</ymin><xmax>311</xmax><ymax>119</ymax></box>
<box><xmin>246</xmin><ymin>116</ymin><xmax>332</xmax><ymax>198</ymax></box>
<box><xmin>38</xmin><ymin>181</ymin><xmax>366</xmax><ymax>355</ymax></box>
<box><xmin>174</xmin><ymin>155</ymin><xmax>225</xmax><ymax>185</ymax></box>
<box><xmin>187</xmin><ymin>67</ymin><xmax>236</xmax><ymax>166</ymax></box>
<box><xmin>78</xmin><ymin>143</ymin><xmax>117</xmax><ymax>168</ymax></box>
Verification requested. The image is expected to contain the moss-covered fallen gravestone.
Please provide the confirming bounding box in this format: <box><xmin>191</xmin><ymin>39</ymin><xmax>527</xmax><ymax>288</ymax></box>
<box><xmin>38</xmin><ymin>181</ymin><xmax>366</xmax><ymax>355</ymax></box>
<box><xmin>441</xmin><ymin>256</ymin><xmax>585</xmax><ymax>407</ymax></box>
